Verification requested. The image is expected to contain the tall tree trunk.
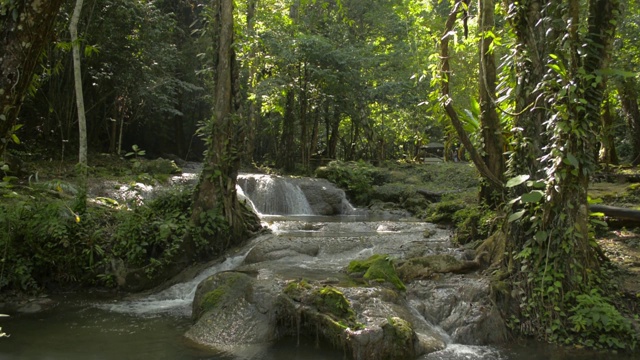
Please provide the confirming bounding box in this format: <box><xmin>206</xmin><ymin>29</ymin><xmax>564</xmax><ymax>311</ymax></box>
<box><xmin>299</xmin><ymin>64</ymin><xmax>309</xmax><ymax>170</ymax></box>
<box><xmin>278</xmin><ymin>89</ymin><xmax>296</xmax><ymax>171</ymax></box>
<box><xmin>599</xmin><ymin>96</ymin><xmax>618</xmax><ymax>165</ymax></box>
<box><xmin>478</xmin><ymin>0</ymin><xmax>504</xmax><ymax>206</ymax></box>
<box><xmin>244</xmin><ymin>0</ymin><xmax>258</xmax><ymax>165</ymax></box>
<box><xmin>502</xmin><ymin>0</ymin><xmax>620</xmax><ymax>343</ymax></box>
<box><xmin>189</xmin><ymin>0</ymin><xmax>259</xmax><ymax>258</ymax></box>
<box><xmin>70</xmin><ymin>0</ymin><xmax>87</xmax><ymax>169</ymax></box>
<box><xmin>439</xmin><ymin>0</ymin><xmax>502</xmax><ymax>188</ymax></box>
<box><xmin>0</xmin><ymin>0</ymin><xmax>65</xmax><ymax>158</ymax></box>
<box><xmin>327</xmin><ymin>104</ymin><xmax>340</xmax><ymax>159</ymax></box>
<box><xmin>619</xmin><ymin>78</ymin><xmax>640</xmax><ymax>164</ymax></box>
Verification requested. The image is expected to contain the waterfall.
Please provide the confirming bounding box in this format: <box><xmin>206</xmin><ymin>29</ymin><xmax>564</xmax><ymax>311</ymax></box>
<box><xmin>237</xmin><ymin>174</ymin><xmax>314</xmax><ymax>215</ymax></box>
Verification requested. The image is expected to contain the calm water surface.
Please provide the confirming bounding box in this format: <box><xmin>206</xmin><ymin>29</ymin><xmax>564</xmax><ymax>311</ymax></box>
<box><xmin>1</xmin><ymin>299</ymin><xmax>637</xmax><ymax>360</ymax></box>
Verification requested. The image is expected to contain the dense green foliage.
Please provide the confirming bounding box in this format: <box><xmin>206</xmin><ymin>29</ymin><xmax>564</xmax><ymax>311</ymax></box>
<box><xmin>0</xmin><ymin>182</ymin><xmax>202</xmax><ymax>291</ymax></box>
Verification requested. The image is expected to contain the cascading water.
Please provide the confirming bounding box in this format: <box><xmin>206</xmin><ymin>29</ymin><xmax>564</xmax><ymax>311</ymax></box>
<box><xmin>99</xmin><ymin>243</ymin><xmax>257</xmax><ymax>316</ymax></box>
<box><xmin>237</xmin><ymin>174</ymin><xmax>314</xmax><ymax>215</ymax></box>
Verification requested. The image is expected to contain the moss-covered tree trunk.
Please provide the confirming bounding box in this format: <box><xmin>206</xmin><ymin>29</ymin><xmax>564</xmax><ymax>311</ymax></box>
<box><xmin>502</xmin><ymin>0</ymin><xmax>626</xmax><ymax>347</ymax></box>
<box><xmin>190</xmin><ymin>0</ymin><xmax>259</xmax><ymax>258</ymax></box>
<box><xmin>0</xmin><ymin>0</ymin><xmax>65</xmax><ymax>158</ymax></box>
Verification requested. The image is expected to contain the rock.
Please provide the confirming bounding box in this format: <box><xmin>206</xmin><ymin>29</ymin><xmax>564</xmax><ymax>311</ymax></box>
<box><xmin>408</xmin><ymin>276</ymin><xmax>507</xmax><ymax>345</ymax></box>
<box><xmin>292</xmin><ymin>177</ymin><xmax>352</xmax><ymax>215</ymax></box>
<box><xmin>140</xmin><ymin>158</ymin><xmax>182</xmax><ymax>174</ymax></box>
<box><xmin>186</xmin><ymin>271</ymin><xmax>280</xmax><ymax>355</ymax></box>
<box><xmin>244</xmin><ymin>238</ymin><xmax>320</xmax><ymax>264</ymax></box>
<box><xmin>184</xmin><ymin>220</ymin><xmax>506</xmax><ymax>358</ymax></box>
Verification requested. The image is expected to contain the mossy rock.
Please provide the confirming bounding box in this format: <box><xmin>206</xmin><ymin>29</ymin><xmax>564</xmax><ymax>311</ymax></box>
<box><xmin>314</xmin><ymin>286</ymin><xmax>356</xmax><ymax>320</ymax></box>
<box><xmin>347</xmin><ymin>254</ymin><xmax>406</xmax><ymax>291</ymax></box>
<box><xmin>192</xmin><ymin>271</ymin><xmax>252</xmax><ymax>320</ymax></box>
<box><xmin>397</xmin><ymin>254</ymin><xmax>481</xmax><ymax>282</ymax></box>
<box><xmin>139</xmin><ymin>158</ymin><xmax>182</xmax><ymax>175</ymax></box>
<box><xmin>381</xmin><ymin>317</ymin><xmax>416</xmax><ymax>358</ymax></box>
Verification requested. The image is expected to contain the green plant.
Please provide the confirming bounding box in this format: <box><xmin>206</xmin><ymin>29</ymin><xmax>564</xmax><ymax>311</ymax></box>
<box><xmin>568</xmin><ymin>289</ymin><xmax>636</xmax><ymax>350</ymax></box>
<box><xmin>125</xmin><ymin>145</ymin><xmax>146</xmax><ymax>172</ymax></box>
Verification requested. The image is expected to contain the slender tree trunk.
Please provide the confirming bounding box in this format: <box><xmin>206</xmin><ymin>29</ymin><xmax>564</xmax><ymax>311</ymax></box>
<box><xmin>327</xmin><ymin>104</ymin><xmax>340</xmax><ymax>159</ymax></box>
<box><xmin>70</xmin><ymin>0</ymin><xmax>87</xmax><ymax>168</ymax></box>
<box><xmin>0</xmin><ymin>0</ymin><xmax>65</xmax><ymax>158</ymax></box>
<box><xmin>439</xmin><ymin>0</ymin><xmax>502</xmax><ymax>188</ymax></box>
<box><xmin>278</xmin><ymin>89</ymin><xmax>296</xmax><ymax>171</ymax></box>
<box><xmin>189</xmin><ymin>0</ymin><xmax>259</xmax><ymax>258</ymax></box>
<box><xmin>619</xmin><ymin>78</ymin><xmax>640</xmax><ymax>164</ymax></box>
<box><xmin>599</xmin><ymin>96</ymin><xmax>618</xmax><ymax>165</ymax></box>
<box><xmin>478</xmin><ymin>0</ymin><xmax>504</xmax><ymax>206</ymax></box>
<box><xmin>299</xmin><ymin>64</ymin><xmax>309</xmax><ymax>170</ymax></box>
<box><xmin>244</xmin><ymin>0</ymin><xmax>258</xmax><ymax>165</ymax></box>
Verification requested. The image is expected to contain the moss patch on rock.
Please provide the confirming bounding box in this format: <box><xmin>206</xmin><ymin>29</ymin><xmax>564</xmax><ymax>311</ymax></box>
<box><xmin>397</xmin><ymin>254</ymin><xmax>481</xmax><ymax>282</ymax></box>
<box><xmin>192</xmin><ymin>272</ymin><xmax>252</xmax><ymax>320</ymax></box>
<box><xmin>347</xmin><ymin>254</ymin><xmax>406</xmax><ymax>291</ymax></box>
<box><xmin>314</xmin><ymin>286</ymin><xmax>356</xmax><ymax>321</ymax></box>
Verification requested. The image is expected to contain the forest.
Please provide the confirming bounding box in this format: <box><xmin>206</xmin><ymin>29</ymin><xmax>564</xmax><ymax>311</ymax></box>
<box><xmin>1</xmin><ymin>0</ymin><xmax>640</xmax><ymax>356</ymax></box>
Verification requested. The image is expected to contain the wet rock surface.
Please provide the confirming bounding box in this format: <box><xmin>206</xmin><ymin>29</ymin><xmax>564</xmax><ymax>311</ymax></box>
<box><xmin>185</xmin><ymin>220</ymin><xmax>506</xmax><ymax>359</ymax></box>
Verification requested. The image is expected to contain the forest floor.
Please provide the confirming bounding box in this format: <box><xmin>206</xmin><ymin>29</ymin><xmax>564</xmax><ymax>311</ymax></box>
<box><xmin>589</xmin><ymin>175</ymin><xmax>640</xmax><ymax>305</ymax></box>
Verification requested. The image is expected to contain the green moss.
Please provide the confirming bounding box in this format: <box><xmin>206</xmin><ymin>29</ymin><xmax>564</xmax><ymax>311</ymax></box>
<box><xmin>201</xmin><ymin>287</ymin><xmax>227</xmax><ymax>310</ymax></box>
<box><xmin>195</xmin><ymin>273</ymin><xmax>247</xmax><ymax>316</ymax></box>
<box><xmin>347</xmin><ymin>254</ymin><xmax>387</xmax><ymax>273</ymax></box>
<box><xmin>387</xmin><ymin>317</ymin><xmax>413</xmax><ymax>344</ymax></box>
<box><xmin>347</xmin><ymin>254</ymin><xmax>406</xmax><ymax>291</ymax></box>
<box><xmin>314</xmin><ymin>286</ymin><xmax>355</xmax><ymax>319</ymax></box>
<box><xmin>284</xmin><ymin>279</ymin><xmax>312</xmax><ymax>300</ymax></box>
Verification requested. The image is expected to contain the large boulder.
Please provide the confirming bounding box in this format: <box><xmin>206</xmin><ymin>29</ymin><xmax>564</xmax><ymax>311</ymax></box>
<box><xmin>408</xmin><ymin>275</ymin><xmax>507</xmax><ymax>345</ymax></box>
<box><xmin>291</xmin><ymin>177</ymin><xmax>352</xmax><ymax>215</ymax></box>
<box><xmin>185</xmin><ymin>271</ymin><xmax>281</xmax><ymax>357</ymax></box>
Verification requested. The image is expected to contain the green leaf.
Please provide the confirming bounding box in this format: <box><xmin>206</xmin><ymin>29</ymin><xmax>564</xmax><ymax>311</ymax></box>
<box><xmin>508</xmin><ymin>210</ymin><xmax>526</xmax><ymax>223</ymax></box>
<box><xmin>521</xmin><ymin>191</ymin><xmax>543</xmax><ymax>203</ymax></box>
<box><xmin>564</xmin><ymin>153</ymin><xmax>579</xmax><ymax>167</ymax></box>
<box><xmin>10</xmin><ymin>134</ymin><xmax>19</xmax><ymax>144</ymax></box>
<box><xmin>534</xmin><ymin>230</ymin><xmax>547</xmax><ymax>243</ymax></box>
<box><xmin>506</xmin><ymin>175</ymin><xmax>530</xmax><ymax>188</ymax></box>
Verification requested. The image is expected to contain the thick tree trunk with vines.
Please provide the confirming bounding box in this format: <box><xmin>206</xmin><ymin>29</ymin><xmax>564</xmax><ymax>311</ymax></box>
<box><xmin>189</xmin><ymin>0</ymin><xmax>260</xmax><ymax>259</ymax></box>
<box><xmin>502</xmin><ymin>0</ymin><xmax>621</xmax><ymax>343</ymax></box>
<box><xmin>0</xmin><ymin>0</ymin><xmax>65</xmax><ymax>159</ymax></box>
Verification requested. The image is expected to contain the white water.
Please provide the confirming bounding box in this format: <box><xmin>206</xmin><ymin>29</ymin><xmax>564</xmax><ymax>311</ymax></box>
<box><xmin>237</xmin><ymin>174</ymin><xmax>314</xmax><ymax>215</ymax></box>
<box><xmin>100</xmin><ymin>250</ymin><xmax>251</xmax><ymax>316</ymax></box>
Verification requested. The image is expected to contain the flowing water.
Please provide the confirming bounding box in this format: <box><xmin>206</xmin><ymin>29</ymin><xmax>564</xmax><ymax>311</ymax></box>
<box><xmin>1</xmin><ymin>174</ymin><xmax>637</xmax><ymax>359</ymax></box>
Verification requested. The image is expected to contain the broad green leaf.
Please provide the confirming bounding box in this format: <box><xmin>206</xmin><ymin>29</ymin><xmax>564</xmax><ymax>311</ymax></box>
<box><xmin>506</xmin><ymin>175</ymin><xmax>530</xmax><ymax>188</ymax></box>
<box><xmin>521</xmin><ymin>190</ymin><xmax>543</xmax><ymax>203</ymax></box>
<box><xmin>564</xmin><ymin>153</ymin><xmax>578</xmax><ymax>167</ymax></box>
<box><xmin>508</xmin><ymin>210</ymin><xmax>526</xmax><ymax>223</ymax></box>
<box><xmin>535</xmin><ymin>230</ymin><xmax>547</xmax><ymax>243</ymax></box>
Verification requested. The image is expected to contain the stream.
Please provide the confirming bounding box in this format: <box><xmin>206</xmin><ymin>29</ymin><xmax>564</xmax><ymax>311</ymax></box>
<box><xmin>0</xmin><ymin>173</ymin><xmax>637</xmax><ymax>359</ymax></box>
